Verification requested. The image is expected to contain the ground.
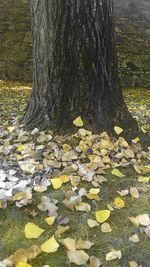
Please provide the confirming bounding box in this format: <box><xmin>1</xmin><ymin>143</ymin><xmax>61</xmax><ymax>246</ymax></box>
<box><xmin>0</xmin><ymin>80</ymin><xmax>150</xmax><ymax>267</ymax></box>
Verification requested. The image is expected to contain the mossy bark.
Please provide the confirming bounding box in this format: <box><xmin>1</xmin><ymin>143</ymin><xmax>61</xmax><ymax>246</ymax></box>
<box><xmin>24</xmin><ymin>0</ymin><xmax>139</xmax><ymax>136</ymax></box>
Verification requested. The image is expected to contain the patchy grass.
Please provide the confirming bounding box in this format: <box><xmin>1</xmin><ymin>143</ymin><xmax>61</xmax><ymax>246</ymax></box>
<box><xmin>0</xmin><ymin>80</ymin><xmax>150</xmax><ymax>266</ymax></box>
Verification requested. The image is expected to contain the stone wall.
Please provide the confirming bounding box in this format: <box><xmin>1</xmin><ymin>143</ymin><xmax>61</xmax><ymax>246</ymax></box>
<box><xmin>0</xmin><ymin>0</ymin><xmax>150</xmax><ymax>87</ymax></box>
<box><xmin>0</xmin><ymin>0</ymin><xmax>32</xmax><ymax>82</ymax></box>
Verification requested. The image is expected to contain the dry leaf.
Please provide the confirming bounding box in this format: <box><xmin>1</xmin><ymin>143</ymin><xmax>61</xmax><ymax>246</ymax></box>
<box><xmin>67</xmin><ymin>250</ymin><xmax>89</xmax><ymax>265</ymax></box>
<box><xmin>76</xmin><ymin>238</ymin><xmax>94</xmax><ymax>249</ymax></box>
<box><xmin>16</xmin><ymin>263</ymin><xmax>32</xmax><ymax>267</ymax></box>
<box><xmin>128</xmin><ymin>216</ymin><xmax>139</xmax><ymax>228</ymax></box>
<box><xmin>113</xmin><ymin>197</ymin><xmax>125</xmax><ymax>209</ymax></box>
<box><xmin>106</xmin><ymin>250</ymin><xmax>122</xmax><ymax>261</ymax></box>
<box><xmin>111</xmin><ymin>168</ymin><xmax>125</xmax><ymax>178</ymax></box>
<box><xmin>73</xmin><ymin>117</ymin><xmax>84</xmax><ymax>127</ymax></box>
<box><xmin>114</xmin><ymin>126</ymin><xmax>123</xmax><ymax>135</ymax></box>
<box><xmin>55</xmin><ymin>226</ymin><xmax>70</xmax><ymax>237</ymax></box>
<box><xmin>45</xmin><ymin>216</ymin><xmax>56</xmax><ymax>225</ymax></box>
<box><xmin>95</xmin><ymin>210</ymin><xmax>111</xmax><ymax>223</ymax></box>
<box><xmin>75</xmin><ymin>202</ymin><xmax>91</xmax><ymax>212</ymax></box>
<box><xmin>137</xmin><ymin>214</ymin><xmax>150</xmax><ymax>226</ymax></box>
<box><xmin>51</xmin><ymin>178</ymin><xmax>62</xmax><ymax>189</ymax></box>
<box><xmin>132</xmin><ymin>137</ymin><xmax>140</xmax><ymax>144</ymax></box>
<box><xmin>101</xmin><ymin>222</ymin><xmax>112</xmax><ymax>233</ymax></box>
<box><xmin>41</xmin><ymin>235</ymin><xmax>59</xmax><ymax>253</ymax></box>
<box><xmin>61</xmin><ymin>238</ymin><xmax>76</xmax><ymax>251</ymax></box>
<box><xmin>89</xmin><ymin>256</ymin><xmax>102</xmax><ymax>267</ymax></box>
<box><xmin>87</xmin><ymin>219</ymin><xmax>99</xmax><ymax>228</ymax></box>
<box><xmin>25</xmin><ymin>223</ymin><xmax>45</xmax><ymax>239</ymax></box>
<box><xmin>117</xmin><ymin>190</ymin><xmax>129</xmax><ymax>196</ymax></box>
<box><xmin>129</xmin><ymin>234</ymin><xmax>139</xmax><ymax>243</ymax></box>
<box><xmin>129</xmin><ymin>261</ymin><xmax>138</xmax><ymax>267</ymax></box>
<box><xmin>130</xmin><ymin>187</ymin><xmax>139</xmax><ymax>199</ymax></box>
<box><xmin>137</xmin><ymin>176</ymin><xmax>150</xmax><ymax>183</ymax></box>
<box><xmin>89</xmin><ymin>188</ymin><xmax>100</xmax><ymax>195</ymax></box>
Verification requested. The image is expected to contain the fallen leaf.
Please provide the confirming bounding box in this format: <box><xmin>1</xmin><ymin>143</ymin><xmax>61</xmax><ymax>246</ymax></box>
<box><xmin>111</xmin><ymin>168</ymin><xmax>125</xmax><ymax>178</ymax></box>
<box><xmin>55</xmin><ymin>226</ymin><xmax>70</xmax><ymax>237</ymax></box>
<box><xmin>106</xmin><ymin>250</ymin><xmax>122</xmax><ymax>261</ymax></box>
<box><xmin>16</xmin><ymin>263</ymin><xmax>32</xmax><ymax>267</ymax></box>
<box><xmin>137</xmin><ymin>214</ymin><xmax>150</xmax><ymax>226</ymax></box>
<box><xmin>76</xmin><ymin>238</ymin><xmax>94</xmax><ymax>249</ymax></box>
<box><xmin>61</xmin><ymin>238</ymin><xmax>76</xmax><ymax>251</ymax></box>
<box><xmin>73</xmin><ymin>117</ymin><xmax>84</xmax><ymax>127</ymax></box>
<box><xmin>51</xmin><ymin>178</ymin><xmax>62</xmax><ymax>189</ymax></box>
<box><xmin>129</xmin><ymin>234</ymin><xmax>139</xmax><ymax>243</ymax></box>
<box><xmin>130</xmin><ymin>187</ymin><xmax>139</xmax><ymax>199</ymax></box>
<box><xmin>75</xmin><ymin>202</ymin><xmax>91</xmax><ymax>212</ymax></box>
<box><xmin>45</xmin><ymin>216</ymin><xmax>56</xmax><ymax>225</ymax></box>
<box><xmin>129</xmin><ymin>261</ymin><xmax>138</xmax><ymax>267</ymax></box>
<box><xmin>114</xmin><ymin>126</ymin><xmax>123</xmax><ymax>135</ymax></box>
<box><xmin>41</xmin><ymin>235</ymin><xmax>59</xmax><ymax>253</ymax></box>
<box><xmin>101</xmin><ymin>222</ymin><xmax>112</xmax><ymax>233</ymax></box>
<box><xmin>128</xmin><ymin>216</ymin><xmax>139</xmax><ymax>228</ymax></box>
<box><xmin>89</xmin><ymin>256</ymin><xmax>102</xmax><ymax>267</ymax></box>
<box><xmin>139</xmin><ymin>165</ymin><xmax>150</xmax><ymax>174</ymax></box>
<box><xmin>67</xmin><ymin>250</ymin><xmax>89</xmax><ymax>265</ymax></box>
<box><xmin>25</xmin><ymin>223</ymin><xmax>45</xmax><ymax>239</ymax></box>
<box><xmin>89</xmin><ymin>188</ymin><xmax>100</xmax><ymax>195</ymax></box>
<box><xmin>113</xmin><ymin>197</ymin><xmax>125</xmax><ymax>209</ymax></box>
<box><xmin>132</xmin><ymin>137</ymin><xmax>140</xmax><ymax>144</ymax></box>
<box><xmin>117</xmin><ymin>190</ymin><xmax>129</xmax><ymax>196</ymax></box>
<box><xmin>95</xmin><ymin>210</ymin><xmax>111</xmax><ymax>223</ymax></box>
<box><xmin>137</xmin><ymin>176</ymin><xmax>150</xmax><ymax>183</ymax></box>
<box><xmin>87</xmin><ymin>219</ymin><xmax>99</xmax><ymax>228</ymax></box>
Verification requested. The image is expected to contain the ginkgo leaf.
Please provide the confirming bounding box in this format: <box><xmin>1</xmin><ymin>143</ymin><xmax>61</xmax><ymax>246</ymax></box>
<box><xmin>113</xmin><ymin>197</ymin><xmax>125</xmax><ymax>209</ymax></box>
<box><xmin>61</xmin><ymin>238</ymin><xmax>76</xmax><ymax>251</ymax></box>
<box><xmin>132</xmin><ymin>137</ymin><xmax>140</xmax><ymax>144</ymax></box>
<box><xmin>41</xmin><ymin>235</ymin><xmax>59</xmax><ymax>253</ymax></box>
<box><xmin>117</xmin><ymin>190</ymin><xmax>129</xmax><ymax>196</ymax></box>
<box><xmin>76</xmin><ymin>238</ymin><xmax>94</xmax><ymax>249</ymax></box>
<box><xmin>128</xmin><ymin>216</ymin><xmax>139</xmax><ymax>228</ymax></box>
<box><xmin>16</xmin><ymin>263</ymin><xmax>32</xmax><ymax>267</ymax></box>
<box><xmin>45</xmin><ymin>216</ymin><xmax>56</xmax><ymax>225</ymax></box>
<box><xmin>111</xmin><ymin>168</ymin><xmax>125</xmax><ymax>177</ymax></box>
<box><xmin>51</xmin><ymin>178</ymin><xmax>63</xmax><ymax>189</ymax></box>
<box><xmin>59</xmin><ymin>175</ymin><xmax>70</xmax><ymax>183</ymax></box>
<box><xmin>101</xmin><ymin>222</ymin><xmax>112</xmax><ymax>233</ymax></box>
<box><xmin>89</xmin><ymin>188</ymin><xmax>100</xmax><ymax>195</ymax></box>
<box><xmin>114</xmin><ymin>126</ymin><xmax>123</xmax><ymax>135</ymax></box>
<box><xmin>73</xmin><ymin>116</ymin><xmax>84</xmax><ymax>127</ymax></box>
<box><xmin>137</xmin><ymin>176</ymin><xmax>150</xmax><ymax>183</ymax></box>
<box><xmin>89</xmin><ymin>256</ymin><xmax>102</xmax><ymax>267</ymax></box>
<box><xmin>75</xmin><ymin>202</ymin><xmax>91</xmax><ymax>212</ymax></box>
<box><xmin>67</xmin><ymin>250</ymin><xmax>89</xmax><ymax>265</ymax></box>
<box><xmin>137</xmin><ymin>214</ymin><xmax>150</xmax><ymax>226</ymax></box>
<box><xmin>139</xmin><ymin>165</ymin><xmax>150</xmax><ymax>174</ymax></box>
<box><xmin>129</xmin><ymin>261</ymin><xmax>138</xmax><ymax>267</ymax></box>
<box><xmin>95</xmin><ymin>210</ymin><xmax>111</xmax><ymax>223</ymax></box>
<box><xmin>129</xmin><ymin>234</ymin><xmax>139</xmax><ymax>243</ymax></box>
<box><xmin>17</xmin><ymin>144</ymin><xmax>25</xmax><ymax>152</ymax></box>
<box><xmin>130</xmin><ymin>187</ymin><xmax>139</xmax><ymax>199</ymax></box>
<box><xmin>106</xmin><ymin>250</ymin><xmax>122</xmax><ymax>261</ymax></box>
<box><xmin>87</xmin><ymin>219</ymin><xmax>99</xmax><ymax>228</ymax></box>
<box><xmin>25</xmin><ymin>223</ymin><xmax>45</xmax><ymax>239</ymax></box>
<box><xmin>55</xmin><ymin>226</ymin><xmax>70</xmax><ymax>237</ymax></box>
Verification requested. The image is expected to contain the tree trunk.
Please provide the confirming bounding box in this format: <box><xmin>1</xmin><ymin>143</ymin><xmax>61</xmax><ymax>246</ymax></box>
<box><xmin>24</xmin><ymin>0</ymin><xmax>138</xmax><ymax>136</ymax></box>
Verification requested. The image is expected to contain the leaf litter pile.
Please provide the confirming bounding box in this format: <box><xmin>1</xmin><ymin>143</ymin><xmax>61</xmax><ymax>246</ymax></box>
<box><xmin>0</xmin><ymin>80</ymin><xmax>150</xmax><ymax>267</ymax></box>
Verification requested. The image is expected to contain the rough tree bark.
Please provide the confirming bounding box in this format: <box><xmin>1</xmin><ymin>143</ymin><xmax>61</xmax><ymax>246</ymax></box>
<box><xmin>24</xmin><ymin>0</ymin><xmax>138</xmax><ymax>136</ymax></box>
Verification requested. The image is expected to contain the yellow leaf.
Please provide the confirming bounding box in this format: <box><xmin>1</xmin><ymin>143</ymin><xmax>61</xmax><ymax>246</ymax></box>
<box><xmin>128</xmin><ymin>216</ymin><xmax>139</xmax><ymax>228</ymax></box>
<box><xmin>61</xmin><ymin>238</ymin><xmax>76</xmax><ymax>251</ymax></box>
<box><xmin>87</xmin><ymin>219</ymin><xmax>99</xmax><ymax>228</ymax></box>
<box><xmin>137</xmin><ymin>176</ymin><xmax>150</xmax><ymax>183</ymax></box>
<box><xmin>111</xmin><ymin>168</ymin><xmax>125</xmax><ymax>178</ymax></box>
<box><xmin>51</xmin><ymin>178</ymin><xmax>62</xmax><ymax>189</ymax></box>
<box><xmin>132</xmin><ymin>137</ymin><xmax>140</xmax><ymax>144</ymax></box>
<box><xmin>73</xmin><ymin>116</ymin><xmax>84</xmax><ymax>127</ymax></box>
<box><xmin>13</xmin><ymin>192</ymin><xmax>31</xmax><ymax>201</ymax></box>
<box><xmin>113</xmin><ymin>197</ymin><xmax>125</xmax><ymax>209</ymax></box>
<box><xmin>67</xmin><ymin>250</ymin><xmax>89</xmax><ymax>265</ymax></box>
<box><xmin>101</xmin><ymin>222</ymin><xmax>112</xmax><ymax>233</ymax></box>
<box><xmin>130</xmin><ymin>187</ymin><xmax>139</xmax><ymax>199</ymax></box>
<box><xmin>41</xmin><ymin>235</ymin><xmax>59</xmax><ymax>253</ymax></box>
<box><xmin>17</xmin><ymin>144</ymin><xmax>25</xmax><ymax>152</ymax></box>
<box><xmin>129</xmin><ymin>261</ymin><xmax>138</xmax><ymax>267</ymax></box>
<box><xmin>86</xmin><ymin>193</ymin><xmax>100</xmax><ymax>201</ymax></box>
<box><xmin>75</xmin><ymin>202</ymin><xmax>91</xmax><ymax>212</ymax></box>
<box><xmin>16</xmin><ymin>263</ymin><xmax>32</xmax><ymax>267</ymax></box>
<box><xmin>95</xmin><ymin>210</ymin><xmax>111</xmax><ymax>223</ymax></box>
<box><xmin>76</xmin><ymin>238</ymin><xmax>94</xmax><ymax>249</ymax></box>
<box><xmin>114</xmin><ymin>126</ymin><xmax>123</xmax><ymax>135</ymax></box>
<box><xmin>45</xmin><ymin>216</ymin><xmax>56</xmax><ymax>225</ymax></box>
<box><xmin>89</xmin><ymin>188</ymin><xmax>100</xmax><ymax>195</ymax></box>
<box><xmin>55</xmin><ymin>226</ymin><xmax>70</xmax><ymax>237</ymax></box>
<box><xmin>106</xmin><ymin>250</ymin><xmax>122</xmax><ymax>261</ymax></box>
<box><xmin>25</xmin><ymin>223</ymin><xmax>45</xmax><ymax>239</ymax></box>
<box><xmin>139</xmin><ymin>165</ymin><xmax>150</xmax><ymax>174</ymax></box>
<box><xmin>60</xmin><ymin>175</ymin><xmax>70</xmax><ymax>183</ymax></box>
